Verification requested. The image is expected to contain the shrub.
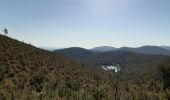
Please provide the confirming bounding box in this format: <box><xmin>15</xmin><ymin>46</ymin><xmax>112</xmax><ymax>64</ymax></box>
<box><xmin>93</xmin><ymin>90</ymin><xmax>105</xmax><ymax>100</ymax></box>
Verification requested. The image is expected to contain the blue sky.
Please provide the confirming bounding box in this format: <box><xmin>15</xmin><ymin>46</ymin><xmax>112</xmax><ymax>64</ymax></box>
<box><xmin>0</xmin><ymin>0</ymin><xmax>170</xmax><ymax>48</ymax></box>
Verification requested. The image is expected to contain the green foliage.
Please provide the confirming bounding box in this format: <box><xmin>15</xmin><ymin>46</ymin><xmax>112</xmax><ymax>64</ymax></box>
<box><xmin>0</xmin><ymin>91</ymin><xmax>5</xmax><ymax>100</ymax></box>
<box><xmin>93</xmin><ymin>90</ymin><xmax>105</xmax><ymax>100</ymax></box>
<box><xmin>71</xmin><ymin>82</ymin><xmax>80</xmax><ymax>91</ymax></box>
<box><xmin>159</xmin><ymin>59</ymin><xmax>170</xmax><ymax>89</ymax></box>
<box><xmin>58</xmin><ymin>88</ymin><xmax>69</xmax><ymax>98</ymax></box>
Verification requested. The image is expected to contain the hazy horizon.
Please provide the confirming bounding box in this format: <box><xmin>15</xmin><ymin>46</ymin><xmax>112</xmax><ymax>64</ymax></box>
<box><xmin>1</xmin><ymin>0</ymin><xmax>170</xmax><ymax>48</ymax></box>
<box><xmin>40</xmin><ymin>45</ymin><xmax>170</xmax><ymax>50</ymax></box>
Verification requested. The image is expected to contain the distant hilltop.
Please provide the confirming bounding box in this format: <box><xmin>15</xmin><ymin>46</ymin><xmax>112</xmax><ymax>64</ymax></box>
<box><xmin>90</xmin><ymin>46</ymin><xmax>170</xmax><ymax>56</ymax></box>
<box><xmin>52</xmin><ymin>45</ymin><xmax>170</xmax><ymax>56</ymax></box>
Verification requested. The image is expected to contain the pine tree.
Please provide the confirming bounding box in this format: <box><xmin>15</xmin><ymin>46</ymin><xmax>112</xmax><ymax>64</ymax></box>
<box><xmin>3</xmin><ymin>28</ymin><xmax>8</xmax><ymax>35</ymax></box>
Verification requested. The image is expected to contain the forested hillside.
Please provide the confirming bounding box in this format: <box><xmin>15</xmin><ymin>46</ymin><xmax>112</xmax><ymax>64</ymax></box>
<box><xmin>55</xmin><ymin>48</ymin><xmax>170</xmax><ymax>70</ymax></box>
<box><xmin>56</xmin><ymin>47</ymin><xmax>170</xmax><ymax>99</ymax></box>
<box><xmin>0</xmin><ymin>35</ymin><xmax>112</xmax><ymax>99</ymax></box>
<box><xmin>0</xmin><ymin>35</ymin><xmax>170</xmax><ymax>99</ymax></box>
<box><xmin>118</xmin><ymin>46</ymin><xmax>170</xmax><ymax>55</ymax></box>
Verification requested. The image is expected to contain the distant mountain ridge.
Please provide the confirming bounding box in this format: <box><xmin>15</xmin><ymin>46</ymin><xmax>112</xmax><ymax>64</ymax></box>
<box><xmin>91</xmin><ymin>46</ymin><xmax>117</xmax><ymax>52</ymax></box>
<box><xmin>54</xmin><ymin>47</ymin><xmax>170</xmax><ymax>75</ymax></box>
<box><xmin>118</xmin><ymin>46</ymin><xmax>170</xmax><ymax>55</ymax></box>
<box><xmin>161</xmin><ymin>46</ymin><xmax>170</xmax><ymax>50</ymax></box>
<box><xmin>54</xmin><ymin>46</ymin><xmax>170</xmax><ymax>73</ymax></box>
<box><xmin>89</xmin><ymin>46</ymin><xmax>170</xmax><ymax>55</ymax></box>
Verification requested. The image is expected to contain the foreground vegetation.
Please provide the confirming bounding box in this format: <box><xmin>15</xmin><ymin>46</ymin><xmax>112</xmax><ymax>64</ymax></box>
<box><xmin>0</xmin><ymin>35</ymin><xmax>170</xmax><ymax>100</ymax></box>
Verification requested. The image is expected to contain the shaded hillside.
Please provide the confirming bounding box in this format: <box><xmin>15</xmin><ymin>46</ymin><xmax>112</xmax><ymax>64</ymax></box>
<box><xmin>55</xmin><ymin>47</ymin><xmax>170</xmax><ymax>66</ymax></box>
<box><xmin>161</xmin><ymin>46</ymin><xmax>170</xmax><ymax>50</ymax></box>
<box><xmin>0</xmin><ymin>35</ymin><xmax>112</xmax><ymax>99</ymax></box>
<box><xmin>55</xmin><ymin>47</ymin><xmax>170</xmax><ymax>99</ymax></box>
<box><xmin>118</xmin><ymin>46</ymin><xmax>170</xmax><ymax>55</ymax></box>
<box><xmin>91</xmin><ymin>50</ymin><xmax>169</xmax><ymax>66</ymax></box>
<box><xmin>55</xmin><ymin>47</ymin><xmax>170</xmax><ymax>76</ymax></box>
<box><xmin>56</xmin><ymin>47</ymin><xmax>94</xmax><ymax>61</ymax></box>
